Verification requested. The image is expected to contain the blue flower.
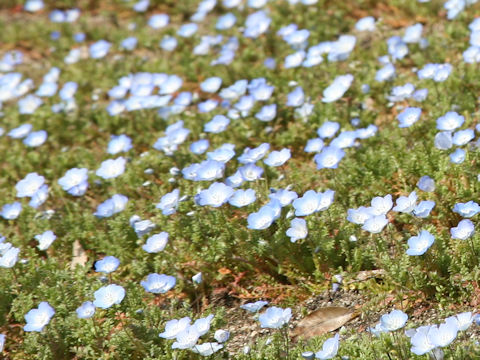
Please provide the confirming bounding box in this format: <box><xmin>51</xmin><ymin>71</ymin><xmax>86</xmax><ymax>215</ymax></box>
<box><xmin>228</xmin><ymin>189</ymin><xmax>256</xmax><ymax>207</ymax></box>
<box><xmin>238</xmin><ymin>163</ymin><xmax>264</xmax><ymax>181</ymax></box>
<box><xmin>207</xmin><ymin>144</ymin><xmax>236</xmax><ymax>163</ymax></box>
<box><xmin>380</xmin><ymin>309</ymin><xmax>408</xmax><ymax>331</ymax></box>
<box><xmin>58</xmin><ymin>168</ymin><xmax>89</xmax><ymax>196</ymax></box>
<box><xmin>315</xmin><ymin>333</ymin><xmax>340</xmax><ymax>360</ymax></box>
<box><xmin>160</xmin><ymin>36</ymin><xmax>178</xmax><ymax>51</ymax></box>
<box><xmin>29</xmin><ymin>184</ymin><xmax>49</xmax><ymax>208</ymax></box>
<box><xmin>362</xmin><ymin>215</ymin><xmax>388</xmax><ymax>233</ymax></box>
<box><xmin>94</xmin><ymin>194</ymin><xmax>128</xmax><ymax>218</ymax></box>
<box><xmin>406</xmin><ymin>230</ymin><xmax>435</xmax><ymax>255</ymax></box>
<box><xmin>427</xmin><ymin>318</ymin><xmax>458</xmax><ymax>348</ymax></box>
<box><xmin>417</xmin><ymin>176</ymin><xmax>435</xmax><ymax>192</ymax></box>
<box><xmin>436</xmin><ymin>111</ymin><xmax>464</xmax><ymax>131</ymax></box>
<box><xmin>141</xmin><ymin>273</ymin><xmax>176</xmax><ymax>294</ymax></box>
<box><xmin>453</xmin><ymin>201</ymin><xmax>480</xmax><ymax>217</ymax></box>
<box><xmin>434</xmin><ymin>131</ymin><xmax>453</xmax><ymax>150</ymax></box>
<box><xmin>269</xmin><ymin>188</ymin><xmax>298</xmax><ymax>207</ymax></box>
<box><xmin>89</xmin><ymin>40</ymin><xmax>111</xmax><ymax>59</ymax></box>
<box><xmin>23</xmin><ymin>130</ymin><xmax>47</xmax><ymax>147</ymax></box>
<box><xmin>95</xmin><ymin>256</ymin><xmax>120</xmax><ymax>274</ymax></box>
<box><xmin>356</xmin><ymin>16</ymin><xmax>376</xmax><ymax>31</ymax></box>
<box><xmin>370</xmin><ymin>194</ymin><xmax>393</xmax><ymax>215</ymax></box>
<box><xmin>450</xmin><ymin>148</ymin><xmax>466</xmax><ymax>164</ymax></box>
<box><xmin>392</xmin><ymin>191</ymin><xmax>417</xmax><ymax>213</ymax></box>
<box><xmin>196</xmin><ymin>183</ymin><xmax>234</xmax><ymax>207</ymax></box>
<box><xmin>8</xmin><ymin>124</ymin><xmax>32</xmax><ymax>139</ymax></box>
<box><xmin>264</xmin><ymin>149</ymin><xmax>291</xmax><ymax>167</ymax></box>
<box><xmin>216</xmin><ymin>13</ymin><xmax>236</xmax><ymax>30</ymax></box>
<box><xmin>16</xmin><ymin>172</ymin><xmax>45</xmax><ymax>198</ymax></box>
<box><xmin>304</xmin><ymin>138</ymin><xmax>324</xmax><ymax>153</ymax></box>
<box><xmin>286</xmin><ymin>218</ymin><xmax>308</xmax><ymax>242</ymax></box>
<box><xmin>142</xmin><ymin>232</ymin><xmax>169</xmax><ymax>253</ymax></box>
<box><xmin>322</xmin><ymin>74</ymin><xmax>353</xmax><ymax>103</ymax></box>
<box><xmin>24</xmin><ymin>302</ymin><xmax>55</xmax><ymax>332</ymax></box>
<box><xmin>159</xmin><ymin>317</ymin><xmax>191</xmax><ymax>339</ymax></box>
<box><xmin>247</xmin><ymin>206</ymin><xmax>277</xmax><ymax>230</ymax></box>
<box><xmin>193</xmin><ymin>160</ymin><xmax>225</xmax><ymax>181</ymax></box>
<box><xmin>148</xmin><ymin>13</ymin><xmax>169</xmax><ymax>29</ymax></box>
<box><xmin>238</xmin><ymin>143</ymin><xmax>270</xmax><ymax>163</ymax></box>
<box><xmin>93</xmin><ymin>284</ymin><xmax>125</xmax><ymax>309</ymax></box>
<box><xmin>413</xmin><ymin>200</ymin><xmax>435</xmax><ymax>218</ymax></box>
<box><xmin>347</xmin><ymin>206</ymin><xmax>374</xmax><ymax>225</ymax></box>
<box><xmin>452</xmin><ymin>129</ymin><xmax>474</xmax><ymax>146</ymax></box>
<box><xmin>240</xmin><ymin>300</ymin><xmax>268</xmax><ymax>312</ymax></box>
<box><xmin>96</xmin><ymin>157</ymin><xmax>126</xmax><ymax>179</ymax></box>
<box><xmin>292</xmin><ymin>190</ymin><xmax>334</xmax><ymax>216</ymax></box>
<box><xmin>204</xmin><ymin>115</ymin><xmax>230</xmax><ymax>133</ymax></box>
<box><xmin>255</xmin><ymin>104</ymin><xmax>277</xmax><ymax>122</ymax></box>
<box><xmin>450</xmin><ymin>219</ymin><xmax>475</xmax><ymax>240</ymax></box>
<box><xmin>0</xmin><ymin>246</ymin><xmax>20</xmax><ymax>268</ymax></box>
<box><xmin>397</xmin><ymin>107</ymin><xmax>422</xmax><ymax>128</ymax></box>
<box><xmin>1</xmin><ymin>202</ymin><xmax>22</xmax><ymax>220</ymax></box>
<box><xmin>76</xmin><ymin>301</ymin><xmax>95</xmax><ymax>319</ymax></box>
<box><xmin>314</xmin><ymin>146</ymin><xmax>345</xmax><ymax>169</ymax></box>
<box><xmin>18</xmin><ymin>95</ymin><xmax>43</xmax><ymax>114</ymax></box>
<box><xmin>156</xmin><ymin>189</ymin><xmax>180</xmax><ymax>215</ymax></box>
<box><xmin>35</xmin><ymin>230</ymin><xmax>56</xmax><ymax>251</ymax></box>
<box><xmin>258</xmin><ymin>307</ymin><xmax>291</xmax><ymax>329</ymax></box>
<box><xmin>177</xmin><ymin>23</ymin><xmax>198</xmax><ymax>38</ymax></box>
<box><xmin>286</xmin><ymin>86</ymin><xmax>304</xmax><ymax>107</ymax></box>
<box><xmin>107</xmin><ymin>134</ymin><xmax>132</xmax><ymax>155</ymax></box>
<box><xmin>200</xmin><ymin>77</ymin><xmax>222</xmax><ymax>93</ymax></box>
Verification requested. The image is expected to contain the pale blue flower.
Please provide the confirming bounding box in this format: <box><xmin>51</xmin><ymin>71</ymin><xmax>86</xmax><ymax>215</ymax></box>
<box><xmin>35</xmin><ymin>230</ymin><xmax>56</xmax><ymax>251</ymax></box>
<box><xmin>450</xmin><ymin>148</ymin><xmax>466</xmax><ymax>164</ymax></box>
<box><xmin>1</xmin><ymin>202</ymin><xmax>22</xmax><ymax>220</ymax></box>
<box><xmin>304</xmin><ymin>138</ymin><xmax>324</xmax><ymax>153</ymax></box>
<box><xmin>322</xmin><ymin>74</ymin><xmax>353</xmax><ymax>103</ymax></box>
<box><xmin>410</xmin><ymin>326</ymin><xmax>435</xmax><ymax>355</ymax></box>
<box><xmin>397</xmin><ymin>107</ymin><xmax>421</xmax><ymax>128</ymax></box>
<box><xmin>269</xmin><ymin>189</ymin><xmax>298</xmax><ymax>207</ymax></box>
<box><xmin>317</xmin><ymin>122</ymin><xmax>340</xmax><ymax>139</ymax></box>
<box><xmin>436</xmin><ymin>111</ymin><xmax>464</xmax><ymax>131</ymax></box>
<box><xmin>0</xmin><ymin>246</ymin><xmax>20</xmax><ymax>268</ymax></box>
<box><xmin>141</xmin><ymin>273</ymin><xmax>176</xmax><ymax>294</ymax></box>
<box><xmin>264</xmin><ymin>149</ymin><xmax>291</xmax><ymax>167</ymax></box>
<box><xmin>29</xmin><ymin>184</ymin><xmax>49</xmax><ymax>208</ymax></box>
<box><xmin>24</xmin><ymin>0</ymin><xmax>44</xmax><ymax>12</ymax></box>
<box><xmin>107</xmin><ymin>134</ymin><xmax>132</xmax><ymax>155</ymax></box>
<box><xmin>200</xmin><ymin>77</ymin><xmax>222</xmax><ymax>93</ymax></box>
<box><xmin>434</xmin><ymin>131</ymin><xmax>453</xmax><ymax>150</ymax></box>
<box><xmin>8</xmin><ymin>124</ymin><xmax>32</xmax><ymax>139</ymax></box>
<box><xmin>362</xmin><ymin>215</ymin><xmax>388</xmax><ymax>233</ymax></box>
<box><xmin>453</xmin><ymin>129</ymin><xmax>474</xmax><ymax>146</ymax></box>
<box><xmin>413</xmin><ymin>200</ymin><xmax>435</xmax><ymax>218</ymax></box>
<box><xmin>194</xmin><ymin>314</ymin><xmax>214</xmax><ymax>335</ymax></box>
<box><xmin>286</xmin><ymin>218</ymin><xmax>308</xmax><ymax>243</ymax></box>
<box><xmin>427</xmin><ymin>318</ymin><xmax>458</xmax><ymax>347</ymax></box>
<box><xmin>89</xmin><ymin>40</ymin><xmax>111</xmax><ymax>59</ymax></box>
<box><xmin>93</xmin><ymin>284</ymin><xmax>125</xmax><ymax>309</ymax></box>
<box><xmin>453</xmin><ymin>201</ymin><xmax>480</xmax><ymax>217</ymax></box>
<box><xmin>94</xmin><ymin>194</ymin><xmax>128</xmax><ymax>218</ymax></box>
<box><xmin>380</xmin><ymin>309</ymin><xmax>408</xmax><ymax>331</ymax></box>
<box><xmin>286</xmin><ymin>86</ymin><xmax>304</xmax><ymax>107</ymax></box>
<box><xmin>18</xmin><ymin>95</ymin><xmax>42</xmax><ymax>114</ymax></box>
<box><xmin>238</xmin><ymin>143</ymin><xmax>270</xmax><ymax>163</ymax></box>
<box><xmin>16</xmin><ymin>172</ymin><xmax>45</xmax><ymax>198</ymax></box>
<box><xmin>178</xmin><ymin>23</ymin><xmax>198</xmax><ymax>37</ymax></box>
<box><xmin>36</xmin><ymin>82</ymin><xmax>57</xmax><ymax>97</ymax></box>
<box><xmin>370</xmin><ymin>194</ymin><xmax>393</xmax><ymax>215</ymax></box>
<box><xmin>347</xmin><ymin>206</ymin><xmax>374</xmax><ymax>225</ymax></box>
<box><xmin>194</xmin><ymin>160</ymin><xmax>225</xmax><ymax>181</ymax></box>
<box><xmin>247</xmin><ymin>206</ymin><xmax>277</xmax><ymax>230</ymax></box>
<box><xmin>315</xmin><ymin>333</ymin><xmax>339</xmax><ymax>359</ymax></box>
<box><xmin>216</xmin><ymin>13</ymin><xmax>236</xmax><ymax>30</ymax></box>
<box><xmin>255</xmin><ymin>104</ymin><xmax>277</xmax><ymax>122</ymax></box>
<box><xmin>160</xmin><ymin>317</ymin><xmax>191</xmax><ymax>339</ymax></box>
<box><xmin>392</xmin><ymin>191</ymin><xmax>417</xmax><ymax>213</ymax></box>
<box><xmin>240</xmin><ymin>300</ymin><xmax>268</xmax><ymax>312</ymax></box>
<box><xmin>330</xmin><ymin>131</ymin><xmax>357</xmax><ymax>148</ymax></box>
<box><xmin>259</xmin><ymin>307</ymin><xmax>292</xmax><ymax>329</ymax></box>
<box><xmin>417</xmin><ymin>176</ymin><xmax>435</xmax><ymax>192</ymax></box>
<box><xmin>192</xmin><ymin>343</ymin><xmax>223</xmax><ymax>356</ymax></box>
<box><xmin>143</xmin><ymin>232</ymin><xmax>169</xmax><ymax>253</ymax></box>
<box><xmin>24</xmin><ymin>302</ymin><xmax>55</xmax><ymax>332</ymax></box>
<box><xmin>156</xmin><ymin>189</ymin><xmax>180</xmax><ymax>215</ymax></box>
<box><xmin>238</xmin><ymin>163</ymin><xmax>263</xmax><ymax>181</ymax></box>
<box><xmin>148</xmin><ymin>13</ymin><xmax>169</xmax><ymax>29</ymax></box>
<box><xmin>406</xmin><ymin>230</ymin><xmax>435</xmax><ymax>255</ymax></box>
<box><xmin>214</xmin><ymin>329</ymin><xmax>230</xmax><ymax>343</ymax></box>
<box><xmin>355</xmin><ymin>16</ymin><xmax>375</xmax><ymax>31</ymax></box>
<box><xmin>204</xmin><ymin>115</ymin><xmax>229</xmax><ymax>133</ymax></box>
<box><xmin>76</xmin><ymin>301</ymin><xmax>95</xmax><ymax>319</ymax></box>
<box><xmin>95</xmin><ymin>256</ymin><xmax>120</xmax><ymax>274</ymax></box>
<box><xmin>196</xmin><ymin>183</ymin><xmax>234</xmax><ymax>207</ymax></box>
<box><xmin>160</xmin><ymin>36</ymin><xmax>178</xmax><ymax>51</ymax></box>
<box><xmin>314</xmin><ymin>146</ymin><xmax>345</xmax><ymax>169</ymax></box>
<box><xmin>450</xmin><ymin>219</ymin><xmax>475</xmax><ymax>240</ymax></box>
<box><xmin>403</xmin><ymin>23</ymin><xmax>423</xmax><ymax>43</ymax></box>
<box><xmin>96</xmin><ymin>157</ymin><xmax>126</xmax><ymax>179</ymax></box>
<box><xmin>58</xmin><ymin>168</ymin><xmax>89</xmax><ymax>196</ymax></box>
<box><xmin>23</xmin><ymin>130</ymin><xmax>47</xmax><ymax>147</ymax></box>
<box><xmin>172</xmin><ymin>325</ymin><xmax>200</xmax><ymax>349</ymax></box>
<box><xmin>293</xmin><ymin>190</ymin><xmax>334</xmax><ymax>216</ymax></box>
<box><xmin>229</xmin><ymin>189</ymin><xmax>256</xmax><ymax>207</ymax></box>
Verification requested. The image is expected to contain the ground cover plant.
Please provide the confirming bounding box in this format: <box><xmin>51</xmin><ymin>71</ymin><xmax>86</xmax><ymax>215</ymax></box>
<box><xmin>1</xmin><ymin>0</ymin><xmax>480</xmax><ymax>358</ymax></box>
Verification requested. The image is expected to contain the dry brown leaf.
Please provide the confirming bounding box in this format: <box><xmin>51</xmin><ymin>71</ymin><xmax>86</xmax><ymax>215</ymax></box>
<box><xmin>70</xmin><ymin>240</ymin><xmax>88</xmax><ymax>269</ymax></box>
<box><xmin>292</xmin><ymin>307</ymin><xmax>358</xmax><ymax>340</ymax></box>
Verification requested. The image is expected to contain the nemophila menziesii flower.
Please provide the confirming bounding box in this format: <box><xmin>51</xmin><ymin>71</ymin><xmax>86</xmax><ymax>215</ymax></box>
<box><xmin>148</xmin><ymin>13</ymin><xmax>169</xmax><ymax>29</ymax></box>
<box><xmin>284</xmin><ymin>50</ymin><xmax>306</xmax><ymax>68</ymax></box>
<box><xmin>240</xmin><ymin>300</ymin><xmax>269</xmax><ymax>312</ymax></box>
<box><xmin>355</xmin><ymin>16</ymin><xmax>376</xmax><ymax>31</ymax></box>
<box><xmin>228</xmin><ymin>189</ymin><xmax>256</xmax><ymax>207</ymax></box>
<box><xmin>436</xmin><ymin>111</ymin><xmax>464</xmax><ymax>131</ymax></box>
<box><xmin>1</xmin><ymin>202</ymin><xmax>22</xmax><ymax>220</ymax></box>
<box><xmin>8</xmin><ymin>124</ymin><xmax>32</xmax><ymax>139</ymax></box>
<box><xmin>192</xmin><ymin>342</ymin><xmax>223</xmax><ymax>356</ymax></box>
<box><xmin>428</xmin><ymin>317</ymin><xmax>459</xmax><ymax>347</ymax></box>
<box><xmin>214</xmin><ymin>329</ymin><xmax>230</xmax><ymax>343</ymax></box>
<box><xmin>35</xmin><ymin>230</ymin><xmax>56</xmax><ymax>251</ymax></box>
<box><xmin>141</xmin><ymin>273</ymin><xmax>176</xmax><ymax>294</ymax></box>
<box><xmin>315</xmin><ymin>333</ymin><xmax>340</xmax><ymax>360</ymax></box>
<box><xmin>317</xmin><ymin>122</ymin><xmax>340</xmax><ymax>139</ymax></box>
<box><xmin>36</xmin><ymin>82</ymin><xmax>57</xmax><ymax>97</ymax></box>
<box><xmin>120</xmin><ymin>37</ymin><xmax>137</xmax><ymax>51</ymax></box>
<box><xmin>133</xmin><ymin>0</ymin><xmax>149</xmax><ymax>11</ymax></box>
<box><xmin>370</xmin><ymin>194</ymin><xmax>393</xmax><ymax>215</ymax></box>
<box><xmin>413</xmin><ymin>88</ymin><xmax>428</xmax><ymax>102</ymax></box>
<box><xmin>216</xmin><ymin>12</ymin><xmax>236</xmax><ymax>30</ymax></box>
<box><xmin>387</xmin><ymin>36</ymin><xmax>408</xmax><ymax>60</ymax></box>
<box><xmin>347</xmin><ymin>206</ymin><xmax>374</xmax><ymax>225</ymax></box>
<box><xmin>388</xmin><ymin>83</ymin><xmax>415</xmax><ymax>102</ymax></box>
<box><xmin>264</xmin><ymin>148</ymin><xmax>291</xmax><ymax>167</ymax></box>
<box><xmin>142</xmin><ymin>232</ymin><xmax>169</xmax><ymax>253</ymax></box>
<box><xmin>172</xmin><ymin>325</ymin><xmax>201</xmax><ymax>349</ymax></box>
<box><xmin>200</xmin><ymin>77</ymin><xmax>222</xmax><ymax>93</ymax></box>
<box><xmin>286</xmin><ymin>218</ymin><xmax>308</xmax><ymax>243</ymax></box>
<box><xmin>314</xmin><ymin>146</ymin><xmax>345</xmax><ymax>169</ymax></box>
<box><xmin>452</xmin><ymin>129</ymin><xmax>474</xmax><ymax>146</ymax></box>
<box><xmin>286</xmin><ymin>86</ymin><xmax>305</xmax><ymax>107</ymax></box>
<box><xmin>450</xmin><ymin>148</ymin><xmax>466</xmax><ymax>164</ymax></box>
<box><xmin>193</xmin><ymin>314</ymin><xmax>214</xmax><ymax>336</ymax></box>
<box><xmin>93</xmin><ymin>284</ymin><xmax>125</xmax><ymax>309</ymax></box>
<box><xmin>453</xmin><ymin>201</ymin><xmax>480</xmax><ymax>217</ymax></box>
<box><xmin>244</xmin><ymin>10</ymin><xmax>271</xmax><ymax>38</ymax></box>
<box><xmin>247</xmin><ymin>206</ymin><xmax>277</xmax><ymax>230</ymax></box>
<box><xmin>392</xmin><ymin>191</ymin><xmax>417</xmax><ymax>213</ymax></box>
<box><xmin>95</xmin><ymin>256</ymin><xmax>120</xmax><ymax>274</ymax></box>
<box><xmin>413</xmin><ymin>200</ymin><xmax>435</xmax><ymax>218</ymax></box>
<box><xmin>160</xmin><ymin>36</ymin><xmax>178</xmax><ymax>51</ymax></box>
<box><xmin>76</xmin><ymin>301</ymin><xmax>96</xmax><ymax>319</ymax></box>
<box><xmin>0</xmin><ymin>333</ymin><xmax>5</xmax><ymax>352</ymax></box>
<box><xmin>192</xmin><ymin>272</ymin><xmax>202</xmax><ymax>284</ymax></box>
<box><xmin>207</xmin><ymin>146</ymin><xmax>235</xmax><ymax>164</ymax></box>
<box><xmin>330</xmin><ymin>131</ymin><xmax>357</xmax><ymax>149</ymax></box>
<box><xmin>449</xmin><ymin>312</ymin><xmax>474</xmax><ymax>331</ymax></box>
<box><xmin>58</xmin><ymin>167</ymin><xmax>89</xmax><ymax>196</ymax></box>
<box><xmin>417</xmin><ymin>175</ymin><xmax>435</xmax><ymax>192</ymax></box>
<box><xmin>194</xmin><ymin>160</ymin><xmax>225</xmax><ymax>181</ymax></box>
<box><xmin>0</xmin><ymin>246</ymin><xmax>20</xmax><ymax>268</ymax></box>
<box><xmin>18</xmin><ymin>95</ymin><xmax>42</xmax><ymax>114</ymax></box>
<box><xmin>403</xmin><ymin>23</ymin><xmax>423</xmax><ymax>43</ymax></box>
<box><xmin>255</xmin><ymin>104</ymin><xmax>277</xmax><ymax>122</ymax></box>
<box><xmin>397</xmin><ymin>107</ymin><xmax>422</xmax><ymax>128</ymax></box>
<box><xmin>196</xmin><ymin>182</ymin><xmax>234</xmax><ymax>207</ymax></box>
<box><xmin>24</xmin><ymin>302</ymin><xmax>55</xmax><ymax>332</ymax></box>
<box><xmin>160</xmin><ymin>317</ymin><xmax>192</xmax><ymax>339</ymax></box>
<box><xmin>204</xmin><ymin>115</ymin><xmax>230</xmax><ymax>134</ymax></box>
<box><xmin>410</xmin><ymin>326</ymin><xmax>435</xmax><ymax>355</ymax></box>
<box><xmin>434</xmin><ymin>131</ymin><xmax>453</xmax><ymax>150</ymax></box>
<box><xmin>406</xmin><ymin>230</ymin><xmax>435</xmax><ymax>256</ymax></box>
<box><xmin>190</xmin><ymin>139</ymin><xmax>209</xmax><ymax>155</ymax></box>
<box><xmin>89</xmin><ymin>40</ymin><xmax>111</xmax><ymax>59</ymax></box>
<box><xmin>238</xmin><ymin>163</ymin><xmax>264</xmax><ymax>181</ymax></box>
<box><xmin>94</xmin><ymin>194</ymin><xmax>128</xmax><ymax>218</ymax></box>
<box><xmin>107</xmin><ymin>134</ymin><xmax>132</xmax><ymax>155</ymax></box>
<box><xmin>293</xmin><ymin>189</ymin><xmax>335</xmax><ymax>216</ymax></box>
<box><xmin>24</xmin><ymin>0</ymin><xmax>44</xmax><ymax>12</ymax></box>
<box><xmin>380</xmin><ymin>310</ymin><xmax>408</xmax><ymax>331</ymax></box>
<box><xmin>15</xmin><ymin>172</ymin><xmax>45</xmax><ymax>198</ymax></box>
<box><xmin>238</xmin><ymin>143</ymin><xmax>270</xmax><ymax>163</ymax></box>
<box><xmin>322</xmin><ymin>74</ymin><xmax>353</xmax><ymax>103</ymax></box>
<box><xmin>450</xmin><ymin>219</ymin><xmax>475</xmax><ymax>240</ymax></box>
<box><xmin>259</xmin><ymin>306</ymin><xmax>292</xmax><ymax>329</ymax></box>
<box><xmin>362</xmin><ymin>214</ymin><xmax>388</xmax><ymax>233</ymax></box>
<box><xmin>269</xmin><ymin>188</ymin><xmax>298</xmax><ymax>207</ymax></box>
<box><xmin>304</xmin><ymin>138</ymin><xmax>324</xmax><ymax>153</ymax></box>
<box><xmin>156</xmin><ymin>189</ymin><xmax>180</xmax><ymax>215</ymax></box>
<box><xmin>24</xmin><ymin>130</ymin><xmax>47</xmax><ymax>147</ymax></box>
<box><xmin>96</xmin><ymin>157</ymin><xmax>126</xmax><ymax>179</ymax></box>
